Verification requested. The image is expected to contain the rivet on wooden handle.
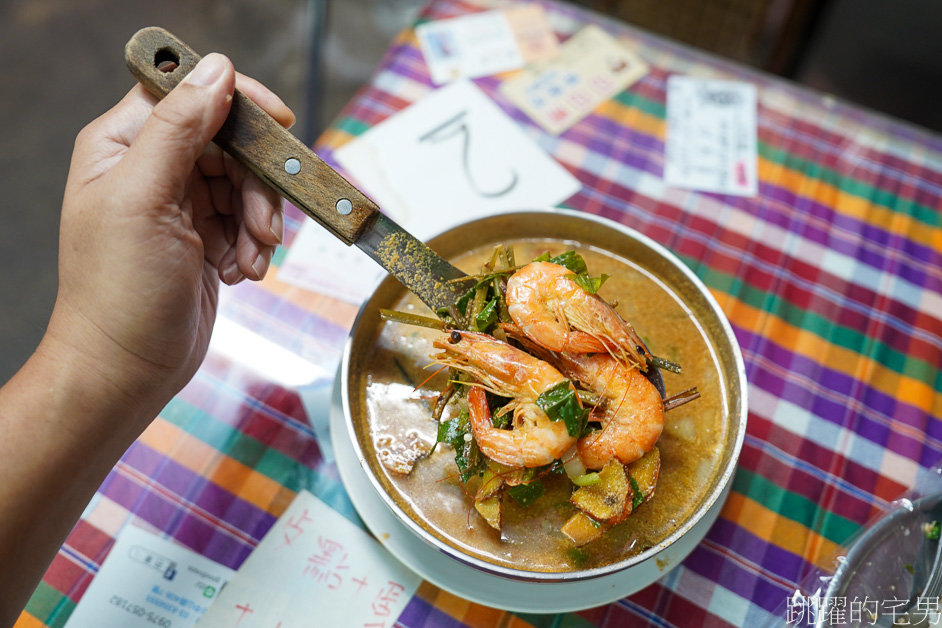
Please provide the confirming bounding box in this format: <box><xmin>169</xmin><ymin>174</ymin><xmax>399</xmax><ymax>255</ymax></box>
<box><xmin>124</xmin><ymin>26</ymin><xmax>379</xmax><ymax>245</ymax></box>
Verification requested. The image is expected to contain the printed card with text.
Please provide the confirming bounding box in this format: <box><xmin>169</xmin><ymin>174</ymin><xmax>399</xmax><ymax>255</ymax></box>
<box><xmin>416</xmin><ymin>5</ymin><xmax>558</xmax><ymax>84</ymax></box>
<box><xmin>64</xmin><ymin>525</ymin><xmax>235</xmax><ymax>628</ymax></box>
<box><xmin>416</xmin><ymin>9</ymin><xmax>524</xmax><ymax>84</ymax></box>
<box><xmin>501</xmin><ymin>24</ymin><xmax>649</xmax><ymax>135</ymax></box>
<box><xmin>663</xmin><ymin>75</ymin><xmax>758</xmax><ymax>196</ymax></box>
<box><xmin>195</xmin><ymin>490</ymin><xmax>420</xmax><ymax>628</ymax></box>
<box><xmin>502</xmin><ymin>4</ymin><xmax>559</xmax><ymax>63</ymax></box>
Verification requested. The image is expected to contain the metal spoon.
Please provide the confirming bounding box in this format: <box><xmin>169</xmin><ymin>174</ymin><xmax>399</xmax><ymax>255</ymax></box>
<box><xmin>876</xmin><ymin>529</ymin><xmax>942</xmax><ymax>627</ymax></box>
<box><xmin>900</xmin><ymin>535</ymin><xmax>942</xmax><ymax>627</ymax></box>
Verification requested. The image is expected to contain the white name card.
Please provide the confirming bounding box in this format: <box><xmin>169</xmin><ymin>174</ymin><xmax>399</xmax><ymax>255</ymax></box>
<box><xmin>64</xmin><ymin>525</ymin><xmax>236</xmax><ymax>628</ymax></box>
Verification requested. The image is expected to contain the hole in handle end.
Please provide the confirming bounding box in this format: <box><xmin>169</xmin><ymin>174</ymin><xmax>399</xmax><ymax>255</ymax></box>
<box><xmin>154</xmin><ymin>47</ymin><xmax>180</xmax><ymax>73</ymax></box>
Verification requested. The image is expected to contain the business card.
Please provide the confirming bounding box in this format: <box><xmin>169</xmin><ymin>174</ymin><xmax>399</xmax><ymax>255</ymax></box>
<box><xmin>502</xmin><ymin>4</ymin><xmax>559</xmax><ymax>63</ymax></box>
<box><xmin>417</xmin><ymin>9</ymin><xmax>525</xmax><ymax>84</ymax></box>
<box><xmin>663</xmin><ymin>75</ymin><xmax>758</xmax><ymax>196</ymax></box>
<box><xmin>64</xmin><ymin>525</ymin><xmax>235</xmax><ymax>628</ymax></box>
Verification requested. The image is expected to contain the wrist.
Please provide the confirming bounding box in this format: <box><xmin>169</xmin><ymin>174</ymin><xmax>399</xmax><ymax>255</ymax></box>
<box><xmin>38</xmin><ymin>300</ymin><xmax>178</xmax><ymax>442</ymax></box>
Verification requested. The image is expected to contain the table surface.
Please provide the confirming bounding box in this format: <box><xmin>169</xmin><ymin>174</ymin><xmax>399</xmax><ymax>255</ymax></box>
<box><xmin>20</xmin><ymin>0</ymin><xmax>942</xmax><ymax>626</ymax></box>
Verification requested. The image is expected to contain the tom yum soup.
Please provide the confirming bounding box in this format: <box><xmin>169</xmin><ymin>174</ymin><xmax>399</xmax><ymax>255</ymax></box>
<box><xmin>356</xmin><ymin>240</ymin><xmax>727</xmax><ymax>572</ymax></box>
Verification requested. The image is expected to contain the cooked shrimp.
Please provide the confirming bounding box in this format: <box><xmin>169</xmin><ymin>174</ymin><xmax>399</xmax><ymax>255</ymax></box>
<box><xmin>432</xmin><ymin>331</ymin><xmax>576</xmax><ymax>468</ymax></box>
<box><xmin>554</xmin><ymin>352</ymin><xmax>664</xmax><ymax>470</ymax></box>
<box><xmin>466</xmin><ymin>387</ymin><xmax>576</xmax><ymax>468</ymax></box>
<box><xmin>505</xmin><ymin>262</ymin><xmax>649</xmax><ymax>368</ymax></box>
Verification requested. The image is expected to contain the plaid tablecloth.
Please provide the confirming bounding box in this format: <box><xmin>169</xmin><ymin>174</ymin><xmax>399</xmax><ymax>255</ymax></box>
<box><xmin>19</xmin><ymin>0</ymin><xmax>942</xmax><ymax>626</ymax></box>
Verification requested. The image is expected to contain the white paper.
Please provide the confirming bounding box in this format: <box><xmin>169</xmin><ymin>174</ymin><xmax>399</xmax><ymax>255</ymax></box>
<box><xmin>278</xmin><ymin>80</ymin><xmax>581</xmax><ymax>305</ymax></box>
<box><xmin>336</xmin><ymin>79</ymin><xmax>581</xmax><ymax>240</ymax></box>
<box><xmin>416</xmin><ymin>10</ymin><xmax>524</xmax><ymax>84</ymax></box>
<box><xmin>664</xmin><ymin>76</ymin><xmax>758</xmax><ymax>196</ymax></box>
<box><xmin>64</xmin><ymin>525</ymin><xmax>235</xmax><ymax>628</ymax></box>
<box><xmin>195</xmin><ymin>490</ymin><xmax>420</xmax><ymax>628</ymax></box>
<box><xmin>298</xmin><ymin>379</ymin><xmax>337</xmax><ymax>464</ymax></box>
<box><xmin>277</xmin><ymin>214</ymin><xmax>385</xmax><ymax>305</ymax></box>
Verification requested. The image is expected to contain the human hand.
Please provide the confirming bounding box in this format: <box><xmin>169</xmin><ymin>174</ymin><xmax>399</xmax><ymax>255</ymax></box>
<box><xmin>44</xmin><ymin>53</ymin><xmax>295</xmax><ymax>424</ymax></box>
<box><xmin>0</xmin><ymin>53</ymin><xmax>299</xmax><ymax>623</ymax></box>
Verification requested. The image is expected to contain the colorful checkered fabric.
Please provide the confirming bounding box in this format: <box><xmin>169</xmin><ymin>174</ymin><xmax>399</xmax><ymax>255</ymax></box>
<box><xmin>19</xmin><ymin>0</ymin><xmax>942</xmax><ymax>626</ymax></box>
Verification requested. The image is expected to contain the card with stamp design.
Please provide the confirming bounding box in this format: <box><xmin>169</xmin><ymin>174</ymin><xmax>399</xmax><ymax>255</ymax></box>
<box><xmin>501</xmin><ymin>24</ymin><xmax>649</xmax><ymax>135</ymax></box>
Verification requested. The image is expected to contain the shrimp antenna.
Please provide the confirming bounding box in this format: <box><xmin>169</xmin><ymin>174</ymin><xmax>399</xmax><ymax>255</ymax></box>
<box><xmin>437</xmin><ymin>468</ymin><xmax>463</xmax><ymax>484</ymax></box>
<box><xmin>415</xmin><ymin>364</ymin><xmax>449</xmax><ymax>392</ymax></box>
<box><xmin>600</xmin><ymin>372</ymin><xmax>632</xmax><ymax>438</ymax></box>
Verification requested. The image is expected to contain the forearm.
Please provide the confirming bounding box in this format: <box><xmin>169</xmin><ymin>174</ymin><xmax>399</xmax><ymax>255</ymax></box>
<box><xmin>0</xmin><ymin>331</ymin><xmax>163</xmax><ymax>626</ymax></box>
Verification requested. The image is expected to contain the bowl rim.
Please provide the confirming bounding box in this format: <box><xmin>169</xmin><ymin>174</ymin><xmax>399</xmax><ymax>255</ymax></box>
<box><xmin>341</xmin><ymin>207</ymin><xmax>749</xmax><ymax>582</ymax></box>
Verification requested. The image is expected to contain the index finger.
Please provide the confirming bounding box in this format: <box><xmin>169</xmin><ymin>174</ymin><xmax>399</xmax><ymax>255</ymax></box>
<box><xmin>236</xmin><ymin>72</ymin><xmax>295</xmax><ymax>130</ymax></box>
<box><xmin>195</xmin><ymin>72</ymin><xmax>296</xmax><ymax>179</ymax></box>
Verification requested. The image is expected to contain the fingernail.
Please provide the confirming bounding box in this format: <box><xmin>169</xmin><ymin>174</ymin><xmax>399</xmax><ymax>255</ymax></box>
<box><xmin>252</xmin><ymin>249</ymin><xmax>273</xmax><ymax>280</ymax></box>
<box><xmin>270</xmin><ymin>211</ymin><xmax>284</xmax><ymax>244</ymax></box>
<box><xmin>221</xmin><ymin>258</ymin><xmax>243</xmax><ymax>285</ymax></box>
<box><xmin>186</xmin><ymin>53</ymin><xmax>226</xmax><ymax>87</ymax></box>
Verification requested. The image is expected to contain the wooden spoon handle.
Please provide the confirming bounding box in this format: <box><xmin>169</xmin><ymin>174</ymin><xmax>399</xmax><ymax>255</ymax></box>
<box><xmin>124</xmin><ymin>26</ymin><xmax>378</xmax><ymax>245</ymax></box>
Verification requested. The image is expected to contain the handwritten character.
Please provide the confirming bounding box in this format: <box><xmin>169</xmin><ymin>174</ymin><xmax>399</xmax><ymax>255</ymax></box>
<box><xmin>371</xmin><ymin>581</ymin><xmax>406</xmax><ymax>618</ymax></box>
<box><xmin>303</xmin><ymin>537</ymin><xmax>349</xmax><ymax>589</ymax></box>
<box><xmin>234</xmin><ymin>603</ymin><xmax>254</xmax><ymax>626</ymax></box>
<box><xmin>277</xmin><ymin>508</ymin><xmax>314</xmax><ymax>549</ymax></box>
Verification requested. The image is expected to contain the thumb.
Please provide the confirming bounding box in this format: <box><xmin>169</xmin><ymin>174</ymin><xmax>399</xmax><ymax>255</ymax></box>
<box><xmin>120</xmin><ymin>53</ymin><xmax>235</xmax><ymax>199</ymax></box>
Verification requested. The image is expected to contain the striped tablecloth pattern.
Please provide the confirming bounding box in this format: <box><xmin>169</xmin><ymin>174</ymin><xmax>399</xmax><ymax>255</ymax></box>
<box><xmin>19</xmin><ymin>0</ymin><xmax>941</xmax><ymax>626</ymax></box>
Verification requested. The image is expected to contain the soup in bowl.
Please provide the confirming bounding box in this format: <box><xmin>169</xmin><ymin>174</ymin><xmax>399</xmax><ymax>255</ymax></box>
<box><xmin>341</xmin><ymin>209</ymin><xmax>746</xmax><ymax>582</ymax></box>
